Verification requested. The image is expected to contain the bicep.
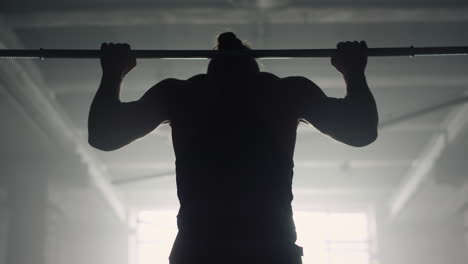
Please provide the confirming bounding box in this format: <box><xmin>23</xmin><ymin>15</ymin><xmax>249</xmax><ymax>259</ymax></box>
<box><xmin>115</xmin><ymin>79</ymin><xmax>172</xmax><ymax>140</ymax></box>
<box><xmin>301</xmin><ymin>96</ymin><xmax>349</xmax><ymax>136</ymax></box>
<box><xmin>293</xmin><ymin>77</ymin><xmax>378</xmax><ymax>146</ymax></box>
<box><xmin>290</xmin><ymin>77</ymin><xmax>348</xmax><ymax>136</ymax></box>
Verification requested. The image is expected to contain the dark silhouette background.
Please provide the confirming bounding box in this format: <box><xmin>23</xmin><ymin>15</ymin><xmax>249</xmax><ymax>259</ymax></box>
<box><xmin>88</xmin><ymin>32</ymin><xmax>378</xmax><ymax>264</ymax></box>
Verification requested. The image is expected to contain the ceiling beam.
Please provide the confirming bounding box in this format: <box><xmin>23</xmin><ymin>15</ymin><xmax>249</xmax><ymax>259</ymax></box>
<box><xmin>112</xmin><ymin>171</ymin><xmax>175</xmax><ymax>186</ymax></box>
<box><xmin>389</xmin><ymin>93</ymin><xmax>468</xmax><ymax>219</ymax></box>
<box><xmin>456</xmin><ymin>183</ymin><xmax>468</xmax><ymax>214</ymax></box>
<box><xmin>0</xmin><ymin>18</ymin><xmax>126</xmax><ymax>223</ymax></box>
<box><xmin>3</xmin><ymin>7</ymin><xmax>468</xmax><ymax>28</ymax></box>
<box><xmin>447</xmin><ymin>102</ymin><xmax>468</xmax><ymax>213</ymax></box>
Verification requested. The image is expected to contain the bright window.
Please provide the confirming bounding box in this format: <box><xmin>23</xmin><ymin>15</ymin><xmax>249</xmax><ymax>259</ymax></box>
<box><xmin>135</xmin><ymin>210</ymin><xmax>373</xmax><ymax>264</ymax></box>
<box><xmin>136</xmin><ymin>211</ymin><xmax>178</xmax><ymax>264</ymax></box>
<box><xmin>294</xmin><ymin>211</ymin><xmax>372</xmax><ymax>264</ymax></box>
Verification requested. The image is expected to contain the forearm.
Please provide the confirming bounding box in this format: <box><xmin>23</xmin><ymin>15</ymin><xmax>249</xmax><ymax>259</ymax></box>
<box><xmin>344</xmin><ymin>72</ymin><xmax>370</xmax><ymax>97</ymax></box>
<box><xmin>338</xmin><ymin>73</ymin><xmax>378</xmax><ymax>145</ymax></box>
<box><xmin>315</xmin><ymin>40</ymin><xmax>378</xmax><ymax>146</ymax></box>
<box><xmin>343</xmin><ymin>73</ymin><xmax>378</xmax><ymax>125</ymax></box>
<box><xmin>95</xmin><ymin>72</ymin><xmax>123</xmax><ymax>103</ymax></box>
<box><xmin>88</xmin><ymin>72</ymin><xmax>125</xmax><ymax>147</ymax></box>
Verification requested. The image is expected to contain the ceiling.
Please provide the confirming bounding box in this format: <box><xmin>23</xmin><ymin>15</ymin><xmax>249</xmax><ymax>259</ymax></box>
<box><xmin>1</xmin><ymin>0</ymin><xmax>468</xmax><ymax>223</ymax></box>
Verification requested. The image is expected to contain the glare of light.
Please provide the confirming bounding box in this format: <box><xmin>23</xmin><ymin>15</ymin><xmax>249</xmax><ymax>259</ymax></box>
<box><xmin>137</xmin><ymin>211</ymin><xmax>178</xmax><ymax>264</ymax></box>
<box><xmin>294</xmin><ymin>211</ymin><xmax>371</xmax><ymax>264</ymax></box>
<box><xmin>136</xmin><ymin>210</ymin><xmax>371</xmax><ymax>264</ymax></box>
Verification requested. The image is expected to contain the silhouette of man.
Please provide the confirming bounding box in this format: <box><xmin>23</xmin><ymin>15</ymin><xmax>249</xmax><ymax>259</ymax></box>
<box><xmin>88</xmin><ymin>32</ymin><xmax>378</xmax><ymax>264</ymax></box>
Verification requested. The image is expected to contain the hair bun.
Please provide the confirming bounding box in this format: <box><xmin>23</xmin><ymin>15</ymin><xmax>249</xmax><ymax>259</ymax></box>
<box><xmin>217</xmin><ymin>32</ymin><xmax>244</xmax><ymax>51</ymax></box>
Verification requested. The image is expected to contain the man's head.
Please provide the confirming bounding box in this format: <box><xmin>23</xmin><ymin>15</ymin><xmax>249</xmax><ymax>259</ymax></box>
<box><xmin>207</xmin><ymin>32</ymin><xmax>260</xmax><ymax>76</ymax></box>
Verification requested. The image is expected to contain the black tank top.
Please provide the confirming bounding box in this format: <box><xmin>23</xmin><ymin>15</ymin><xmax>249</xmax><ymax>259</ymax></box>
<box><xmin>168</xmin><ymin>72</ymin><xmax>300</xmax><ymax>244</ymax></box>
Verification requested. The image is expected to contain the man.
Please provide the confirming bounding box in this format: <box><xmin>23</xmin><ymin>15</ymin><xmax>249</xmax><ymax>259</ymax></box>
<box><xmin>88</xmin><ymin>32</ymin><xmax>378</xmax><ymax>264</ymax></box>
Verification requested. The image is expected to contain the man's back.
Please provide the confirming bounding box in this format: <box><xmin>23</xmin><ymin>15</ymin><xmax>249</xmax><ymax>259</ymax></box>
<box><xmin>168</xmin><ymin>72</ymin><xmax>302</xmax><ymax>244</ymax></box>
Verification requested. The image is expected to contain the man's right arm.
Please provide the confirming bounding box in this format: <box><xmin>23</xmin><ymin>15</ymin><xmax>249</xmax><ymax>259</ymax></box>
<box><xmin>88</xmin><ymin>77</ymin><xmax>173</xmax><ymax>151</ymax></box>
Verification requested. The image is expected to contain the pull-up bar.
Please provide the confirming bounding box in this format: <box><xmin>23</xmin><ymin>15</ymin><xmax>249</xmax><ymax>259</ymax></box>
<box><xmin>0</xmin><ymin>46</ymin><xmax>467</xmax><ymax>59</ymax></box>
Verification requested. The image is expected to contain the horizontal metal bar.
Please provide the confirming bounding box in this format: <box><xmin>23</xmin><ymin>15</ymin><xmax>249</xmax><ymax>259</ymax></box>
<box><xmin>1</xmin><ymin>46</ymin><xmax>467</xmax><ymax>59</ymax></box>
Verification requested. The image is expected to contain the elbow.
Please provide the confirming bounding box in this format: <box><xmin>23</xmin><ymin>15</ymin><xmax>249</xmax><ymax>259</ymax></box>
<box><xmin>88</xmin><ymin>135</ymin><xmax>120</xmax><ymax>151</ymax></box>
<box><xmin>348</xmin><ymin>114</ymin><xmax>379</xmax><ymax>147</ymax></box>
<box><xmin>88</xmin><ymin>128</ymin><xmax>123</xmax><ymax>151</ymax></box>
<box><xmin>349</xmin><ymin>128</ymin><xmax>378</xmax><ymax>147</ymax></box>
<box><xmin>88</xmin><ymin>118</ymin><xmax>123</xmax><ymax>151</ymax></box>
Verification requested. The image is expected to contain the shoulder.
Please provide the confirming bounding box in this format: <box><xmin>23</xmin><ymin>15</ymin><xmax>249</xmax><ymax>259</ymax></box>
<box><xmin>155</xmin><ymin>74</ymin><xmax>208</xmax><ymax>88</ymax></box>
<box><xmin>280</xmin><ymin>76</ymin><xmax>319</xmax><ymax>88</ymax></box>
<box><xmin>252</xmin><ymin>73</ymin><xmax>320</xmax><ymax>89</ymax></box>
<box><xmin>281</xmin><ymin>76</ymin><xmax>323</xmax><ymax>94</ymax></box>
<box><xmin>256</xmin><ymin>71</ymin><xmax>281</xmax><ymax>82</ymax></box>
<box><xmin>145</xmin><ymin>78</ymin><xmax>186</xmax><ymax>93</ymax></box>
<box><xmin>185</xmin><ymin>74</ymin><xmax>213</xmax><ymax>89</ymax></box>
<box><xmin>278</xmin><ymin>76</ymin><xmax>326</xmax><ymax>105</ymax></box>
<box><xmin>156</xmin><ymin>77</ymin><xmax>187</xmax><ymax>88</ymax></box>
<box><xmin>187</xmin><ymin>74</ymin><xmax>208</xmax><ymax>81</ymax></box>
<box><xmin>149</xmin><ymin>77</ymin><xmax>187</xmax><ymax>93</ymax></box>
<box><xmin>143</xmin><ymin>78</ymin><xmax>186</xmax><ymax>100</ymax></box>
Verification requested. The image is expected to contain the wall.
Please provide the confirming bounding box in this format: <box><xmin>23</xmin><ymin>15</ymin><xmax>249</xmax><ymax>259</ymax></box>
<box><xmin>376</xmin><ymin>207</ymin><xmax>468</xmax><ymax>264</ymax></box>
<box><xmin>0</xmin><ymin>96</ymin><xmax>129</xmax><ymax>264</ymax></box>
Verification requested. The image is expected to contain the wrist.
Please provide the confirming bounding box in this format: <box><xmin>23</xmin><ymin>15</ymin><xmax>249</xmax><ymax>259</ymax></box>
<box><xmin>343</xmin><ymin>71</ymin><xmax>366</xmax><ymax>82</ymax></box>
<box><xmin>102</xmin><ymin>70</ymin><xmax>124</xmax><ymax>81</ymax></box>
